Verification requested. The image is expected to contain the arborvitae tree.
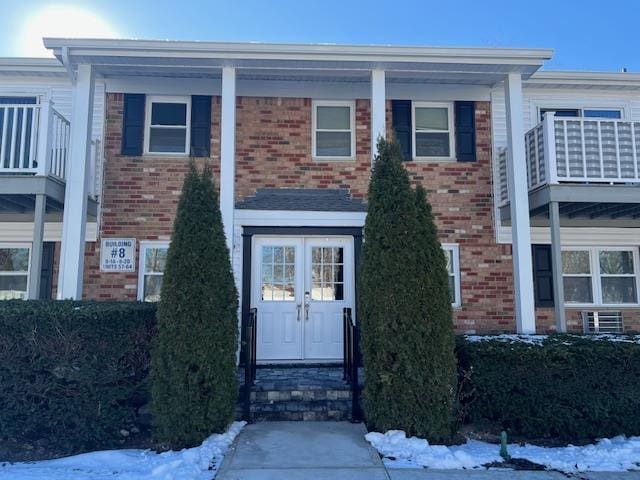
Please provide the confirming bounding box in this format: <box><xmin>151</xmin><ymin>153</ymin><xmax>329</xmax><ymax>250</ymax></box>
<box><xmin>359</xmin><ymin>138</ymin><xmax>456</xmax><ymax>442</ymax></box>
<box><xmin>150</xmin><ymin>162</ymin><xmax>238</xmax><ymax>449</ymax></box>
<box><xmin>412</xmin><ymin>184</ymin><xmax>457</xmax><ymax>440</ymax></box>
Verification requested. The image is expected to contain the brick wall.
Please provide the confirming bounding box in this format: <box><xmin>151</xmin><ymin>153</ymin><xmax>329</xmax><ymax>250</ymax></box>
<box><xmin>91</xmin><ymin>92</ymin><xmax>640</xmax><ymax>334</ymax></box>
<box><xmin>82</xmin><ymin>93</ymin><xmax>221</xmax><ymax>300</ymax></box>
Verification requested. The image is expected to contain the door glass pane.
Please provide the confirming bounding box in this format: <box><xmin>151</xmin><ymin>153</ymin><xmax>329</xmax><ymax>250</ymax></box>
<box><xmin>261</xmin><ymin>245</ymin><xmax>295</xmax><ymax>302</ymax></box>
<box><xmin>316</xmin><ymin>106</ymin><xmax>350</xmax><ymax>130</ymax></box>
<box><xmin>602</xmin><ymin>277</ymin><xmax>637</xmax><ymax>304</ymax></box>
<box><xmin>311</xmin><ymin>246</ymin><xmax>344</xmax><ymax>301</ymax></box>
<box><xmin>599</xmin><ymin>251</ymin><xmax>634</xmax><ymax>274</ymax></box>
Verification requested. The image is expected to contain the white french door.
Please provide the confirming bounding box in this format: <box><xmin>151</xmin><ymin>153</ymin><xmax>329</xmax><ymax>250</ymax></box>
<box><xmin>252</xmin><ymin>236</ymin><xmax>353</xmax><ymax>362</ymax></box>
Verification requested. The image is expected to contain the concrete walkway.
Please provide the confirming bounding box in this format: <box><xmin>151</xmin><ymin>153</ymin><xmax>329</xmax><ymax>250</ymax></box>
<box><xmin>217</xmin><ymin>422</ymin><xmax>640</xmax><ymax>480</ymax></box>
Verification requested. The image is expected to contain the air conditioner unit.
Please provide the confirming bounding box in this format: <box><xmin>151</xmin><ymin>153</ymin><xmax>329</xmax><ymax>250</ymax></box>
<box><xmin>582</xmin><ymin>311</ymin><xmax>624</xmax><ymax>334</ymax></box>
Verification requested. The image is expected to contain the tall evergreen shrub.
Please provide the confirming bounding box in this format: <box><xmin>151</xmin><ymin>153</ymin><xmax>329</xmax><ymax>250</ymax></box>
<box><xmin>359</xmin><ymin>138</ymin><xmax>456</xmax><ymax>442</ymax></box>
<box><xmin>150</xmin><ymin>162</ymin><xmax>238</xmax><ymax>449</ymax></box>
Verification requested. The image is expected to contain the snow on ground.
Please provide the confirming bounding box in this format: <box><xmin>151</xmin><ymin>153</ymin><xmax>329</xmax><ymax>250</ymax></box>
<box><xmin>366</xmin><ymin>430</ymin><xmax>640</xmax><ymax>472</ymax></box>
<box><xmin>0</xmin><ymin>421</ymin><xmax>245</xmax><ymax>480</ymax></box>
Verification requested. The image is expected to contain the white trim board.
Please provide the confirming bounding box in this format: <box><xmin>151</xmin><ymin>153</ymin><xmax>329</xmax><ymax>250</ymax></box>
<box><xmin>497</xmin><ymin>226</ymin><xmax>640</xmax><ymax>246</ymax></box>
<box><xmin>234</xmin><ymin>209</ymin><xmax>367</xmax><ymax>227</ymax></box>
<box><xmin>0</xmin><ymin>222</ymin><xmax>98</xmax><ymax>242</ymax></box>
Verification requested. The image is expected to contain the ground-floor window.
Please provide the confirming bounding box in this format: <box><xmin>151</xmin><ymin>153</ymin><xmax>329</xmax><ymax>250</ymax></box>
<box><xmin>138</xmin><ymin>242</ymin><xmax>169</xmax><ymax>302</ymax></box>
<box><xmin>0</xmin><ymin>245</ymin><xmax>30</xmax><ymax>300</ymax></box>
<box><xmin>562</xmin><ymin>247</ymin><xmax>639</xmax><ymax>306</ymax></box>
<box><xmin>442</xmin><ymin>244</ymin><xmax>461</xmax><ymax>308</ymax></box>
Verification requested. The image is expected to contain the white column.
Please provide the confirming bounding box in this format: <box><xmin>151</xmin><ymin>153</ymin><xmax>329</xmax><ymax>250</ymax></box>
<box><xmin>57</xmin><ymin>64</ymin><xmax>95</xmax><ymax>299</ymax></box>
<box><xmin>220</xmin><ymin>66</ymin><xmax>236</xmax><ymax>254</ymax></box>
<box><xmin>370</xmin><ymin>69</ymin><xmax>386</xmax><ymax>162</ymax></box>
<box><xmin>504</xmin><ymin>73</ymin><xmax>536</xmax><ymax>333</ymax></box>
<box><xmin>28</xmin><ymin>194</ymin><xmax>46</xmax><ymax>299</ymax></box>
<box><xmin>549</xmin><ymin>201</ymin><xmax>566</xmax><ymax>332</ymax></box>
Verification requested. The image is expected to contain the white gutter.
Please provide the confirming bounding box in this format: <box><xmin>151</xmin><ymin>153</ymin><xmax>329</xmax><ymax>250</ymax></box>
<box><xmin>528</xmin><ymin>70</ymin><xmax>640</xmax><ymax>89</ymax></box>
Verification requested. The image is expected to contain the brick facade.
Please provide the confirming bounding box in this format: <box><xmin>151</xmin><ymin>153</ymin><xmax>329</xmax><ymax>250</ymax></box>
<box><xmin>79</xmin><ymin>92</ymin><xmax>640</xmax><ymax>334</ymax></box>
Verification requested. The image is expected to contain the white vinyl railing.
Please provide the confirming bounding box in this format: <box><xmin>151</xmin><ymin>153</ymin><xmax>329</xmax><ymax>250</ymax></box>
<box><xmin>525</xmin><ymin>113</ymin><xmax>640</xmax><ymax>191</ymax></box>
<box><xmin>497</xmin><ymin>147</ymin><xmax>509</xmax><ymax>204</ymax></box>
<box><xmin>0</xmin><ymin>100</ymin><xmax>71</xmax><ymax>180</ymax></box>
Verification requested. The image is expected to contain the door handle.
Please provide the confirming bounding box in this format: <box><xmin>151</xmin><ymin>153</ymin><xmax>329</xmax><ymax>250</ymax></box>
<box><xmin>304</xmin><ymin>291</ymin><xmax>310</xmax><ymax>321</ymax></box>
<box><xmin>296</xmin><ymin>304</ymin><xmax>302</xmax><ymax>322</ymax></box>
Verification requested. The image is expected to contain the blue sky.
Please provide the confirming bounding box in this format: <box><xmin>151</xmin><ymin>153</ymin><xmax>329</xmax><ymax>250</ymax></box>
<box><xmin>1</xmin><ymin>0</ymin><xmax>639</xmax><ymax>71</ymax></box>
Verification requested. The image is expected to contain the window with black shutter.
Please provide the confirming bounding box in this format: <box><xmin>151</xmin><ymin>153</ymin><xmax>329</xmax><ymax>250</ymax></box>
<box><xmin>532</xmin><ymin>244</ymin><xmax>554</xmax><ymax>308</ymax></box>
<box><xmin>391</xmin><ymin>100</ymin><xmax>412</xmax><ymax>161</ymax></box>
<box><xmin>454</xmin><ymin>101</ymin><xmax>476</xmax><ymax>162</ymax></box>
<box><xmin>121</xmin><ymin>93</ymin><xmax>145</xmax><ymax>155</ymax></box>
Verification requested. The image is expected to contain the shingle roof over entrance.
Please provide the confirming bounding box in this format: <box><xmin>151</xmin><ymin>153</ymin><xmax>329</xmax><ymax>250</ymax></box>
<box><xmin>235</xmin><ymin>188</ymin><xmax>367</xmax><ymax>212</ymax></box>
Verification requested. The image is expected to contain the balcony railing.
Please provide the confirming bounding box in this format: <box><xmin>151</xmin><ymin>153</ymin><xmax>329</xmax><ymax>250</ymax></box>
<box><xmin>0</xmin><ymin>101</ymin><xmax>70</xmax><ymax>180</ymax></box>
<box><xmin>499</xmin><ymin>114</ymin><xmax>640</xmax><ymax>204</ymax></box>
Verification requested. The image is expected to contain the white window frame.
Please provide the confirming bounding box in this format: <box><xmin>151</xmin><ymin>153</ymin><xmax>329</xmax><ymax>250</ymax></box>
<box><xmin>533</xmin><ymin>101</ymin><xmax>628</xmax><ymax>125</ymax></box>
<box><xmin>312</xmin><ymin>100</ymin><xmax>356</xmax><ymax>161</ymax></box>
<box><xmin>144</xmin><ymin>96</ymin><xmax>191</xmax><ymax>156</ymax></box>
<box><xmin>0</xmin><ymin>243</ymin><xmax>31</xmax><ymax>300</ymax></box>
<box><xmin>562</xmin><ymin>246</ymin><xmax>640</xmax><ymax>307</ymax></box>
<box><xmin>442</xmin><ymin>243</ymin><xmax>461</xmax><ymax>308</ymax></box>
<box><xmin>412</xmin><ymin>102</ymin><xmax>456</xmax><ymax>162</ymax></box>
<box><xmin>137</xmin><ymin>241</ymin><xmax>170</xmax><ymax>302</ymax></box>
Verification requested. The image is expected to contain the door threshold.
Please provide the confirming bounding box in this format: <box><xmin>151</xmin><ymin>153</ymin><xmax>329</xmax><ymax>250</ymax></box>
<box><xmin>256</xmin><ymin>361</ymin><xmax>342</xmax><ymax>368</ymax></box>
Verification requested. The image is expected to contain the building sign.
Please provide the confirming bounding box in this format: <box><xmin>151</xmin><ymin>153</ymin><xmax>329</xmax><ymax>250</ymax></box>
<box><xmin>100</xmin><ymin>238</ymin><xmax>136</xmax><ymax>272</ymax></box>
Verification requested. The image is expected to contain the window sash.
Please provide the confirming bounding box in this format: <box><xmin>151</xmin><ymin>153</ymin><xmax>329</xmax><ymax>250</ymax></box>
<box><xmin>144</xmin><ymin>96</ymin><xmax>191</xmax><ymax>155</ymax></box>
<box><xmin>0</xmin><ymin>245</ymin><xmax>30</xmax><ymax>300</ymax></box>
<box><xmin>412</xmin><ymin>103</ymin><xmax>455</xmax><ymax>160</ymax></box>
<box><xmin>561</xmin><ymin>247</ymin><xmax>639</xmax><ymax>306</ymax></box>
<box><xmin>443</xmin><ymin>244</ymin><xmax>460</xmax><ymax>307</ymax></box>
<box><xmin>138</xmin><ymin>243</ymin><xmax>169</xmax><ymax>302</ymax></box>
<box><xmin>312</xmin><ymin>101</ymin><xmax>355</xmax><ymax>159</ymax></box>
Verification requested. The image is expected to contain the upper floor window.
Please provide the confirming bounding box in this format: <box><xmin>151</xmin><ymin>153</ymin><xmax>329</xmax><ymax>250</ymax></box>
<box><xmin>144</xmin><ymin>96</ymin><xmax>191</xmax><ymax>155</ymax></box>
<box><xmin>0</xmin><ymin>246</ymin><xmax>30</xmax><ymax>300</ymax></box>
<box><xmin>562</xmin><ymin>247</ymin><xmax>639</xmax><ymax>306</ymax></box>
<box><xmin>312</xmin><ymin>101</ymin><xmax>355</xmax><ymax>159</ymax></box>
<box><xmin>539</xmin><ymin>108</ymin><xmax>622</xmax><ymax>122</ymax></box>
<box><xmin>138</xmin><ymin>242</ymin><xmax>169</xmax><ymax>302</ymax></box>
<box><xmin>413</xmin><ymin>102</ymin><xmax>455</xmax><ymax>160</ymax></box>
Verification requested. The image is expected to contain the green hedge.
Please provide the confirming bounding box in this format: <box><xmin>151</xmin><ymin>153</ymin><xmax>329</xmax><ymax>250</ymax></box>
<box><xmin>457</xmin><ymin>335</ymin><xmax>640</xmax><ymax>441</ymax></box>
<box><xmin>0</xmin><ymin>300</ymin><xmax>156</xmax><ymax>455</ymax></box>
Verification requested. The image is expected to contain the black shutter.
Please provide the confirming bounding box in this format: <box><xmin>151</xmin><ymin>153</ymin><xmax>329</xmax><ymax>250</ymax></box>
<box><xmin>190</xmin><ymin>95</ymin><xmax>212</xmax><ymax>156</ymax></box>
<box><xmin>391</xmin><ymin>100</ymin><xmax>412</xmax><ymax>161</ymax></box>
<box><xmin>532</xmin><ymin>244</ymin><xmax>554</xmax><ymax>308</ymax></box>
<box><xmin>454</xmin><ymin>101</ymin><xmax>476</xmax><ymax>162</ymax></box>
<box><xmin>39</xmin><ymin>242</ymin><xmax>55</xmax><ymax>300</ymax></box>
<box><xmin>121</xmin><ymin>93</ymin><xmax>145</xmax><ymax>155</ymax></box>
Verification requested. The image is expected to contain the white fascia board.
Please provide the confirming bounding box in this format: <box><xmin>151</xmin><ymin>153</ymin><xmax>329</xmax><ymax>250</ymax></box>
<box><xmin>527</xmin><ymin>71</ymin><xmax>640</xmax><ymax>89</ymax></box>
<box><xmin>0</xmin><ymin>57</ymin><xmax>66</xmax><ymax>76</ymax></box>
<box><xmin>43</xmin><ymin>38</ymin><xmax>553</xmax><ymax>67</ymax></box>
<box><xmin>234</xmin><ymin>209</ymin><xmax>366</xmax><ymax>227</ymax></box>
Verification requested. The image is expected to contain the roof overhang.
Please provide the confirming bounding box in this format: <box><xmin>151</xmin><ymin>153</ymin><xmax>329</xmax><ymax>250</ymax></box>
<box><xmin>526</xmin><ymin>70</ymin><xmax>640</xmax><ymax>90</ymax></box>
<box><xmin>0</xmin><ymin>57</ymin><xmax>68</xmax><ymax>78</ymax></box>
<box><xmin>43</xmin><ymin>38</ymin><xmax>553</xmax><ymax>85</ymax></box>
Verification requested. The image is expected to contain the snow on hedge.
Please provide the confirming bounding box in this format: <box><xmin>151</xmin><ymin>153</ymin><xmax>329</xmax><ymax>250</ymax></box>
<box><xmin>0</xmin><ymin>421</ymin><xmax>245</xmax><ymax>480</ymax></box>
<box><xmin>366</xmin><ymin>430</ymin><xmax>640</xmax><ymax>472</ymax></box>
<box><xmin>465</xmin><ymin>333</ymin><xmax>640</xmax><ymax>345</ymax></box>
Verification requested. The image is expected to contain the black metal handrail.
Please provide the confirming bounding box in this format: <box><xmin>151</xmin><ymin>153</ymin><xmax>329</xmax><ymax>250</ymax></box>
<box><xmin>243</xmin><ymin>307</ymin><xmax>257</xmax><ymax>422</ymax></box>
<box><xmin>343</xmin><ymin>307</ymin><xmax>361</xmax><ymax>422</ymax></box>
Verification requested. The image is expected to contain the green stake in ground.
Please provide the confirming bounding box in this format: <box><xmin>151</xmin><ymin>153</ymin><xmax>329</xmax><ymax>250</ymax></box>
<box><xmin>150</xmin><ymin>161</ymin><xmax>239</xmax><ymax>449</ymax></box>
